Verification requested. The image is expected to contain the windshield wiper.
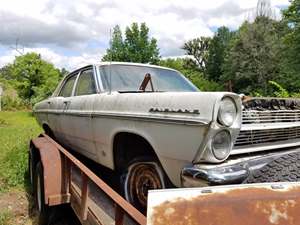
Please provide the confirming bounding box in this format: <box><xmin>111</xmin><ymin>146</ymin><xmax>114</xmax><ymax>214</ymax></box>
<box><xmin>139</xmin><ymin>73</ymin><xmax>154</xmax><ymax>92</ymax></box>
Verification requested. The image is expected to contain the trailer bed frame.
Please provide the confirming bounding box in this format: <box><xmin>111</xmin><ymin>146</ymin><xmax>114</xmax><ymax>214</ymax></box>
<box><xmin>29</xmin><ymin>133</ymin><xmax>146</xmax><ymax>225</ymax></box>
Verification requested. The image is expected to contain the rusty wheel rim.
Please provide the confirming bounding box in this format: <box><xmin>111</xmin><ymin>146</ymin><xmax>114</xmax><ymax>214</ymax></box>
<box><xmin>127</xmin><ymin>163</ymin><xmax>163</xmax><ymax>211</ymax></box>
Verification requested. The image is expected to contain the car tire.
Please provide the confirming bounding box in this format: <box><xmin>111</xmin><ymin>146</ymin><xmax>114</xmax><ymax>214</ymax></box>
<box><xmin>245</xmin><ymin>152</ymin><xmax>300</xmax><ymax>183</ymax></box>
<box><xmin>120</xmin><ymin>157</ymin><xmax>167</xmax><ymax>214</ymax></box>
<box><xmin>34</xmin><ymin>162</ymin><xmax>50</xmax><ymax>225</ymax></box>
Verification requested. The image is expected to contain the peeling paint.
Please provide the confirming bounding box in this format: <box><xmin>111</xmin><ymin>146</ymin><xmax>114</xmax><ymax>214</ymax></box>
<box><xmin>148</xmin><ymin>186</ymin><xmax>300</xmax><ymax>225</ymax></box>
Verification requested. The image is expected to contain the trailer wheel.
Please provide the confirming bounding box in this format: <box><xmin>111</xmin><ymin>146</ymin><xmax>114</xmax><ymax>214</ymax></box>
<box><xmin>28</xmin><ymin>148</ymin><xmax>35</xmax><ymax>186</ymax></box>
<box><xmin>34</xmin><ymin>162</ymin><xmax>50</xmax><ymax>225</ymax></box>
<box><xmin>245</xmin><ymin>152</ymin><xmax>300</xmax><ymax>183</ymax></box>
<box><xmin>121</xmin><ymin>158</ymin><xmax>166</xmax><ymax>213</ymax></box>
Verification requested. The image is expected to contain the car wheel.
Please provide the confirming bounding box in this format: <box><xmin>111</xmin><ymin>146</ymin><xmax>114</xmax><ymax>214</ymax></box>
<box><xmin>245</xmin><ymin>152</ymin><xmax>300</xmax><ymax>183</ymax></box>
<box><xmin>121</xmin><ymin>158</ymin><xmax>166</xmax><ymax>214</ymax></box>
<box><xmin>34</xmin><ymin>162</ymin><xmax>50</xmax><ymax>225</ymax></box>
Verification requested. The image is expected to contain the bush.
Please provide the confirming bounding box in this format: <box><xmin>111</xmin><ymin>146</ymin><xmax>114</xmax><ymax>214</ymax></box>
<box><xmin>1</xmin><ymin>96</ymin><xmax>29</xmax><ymax>111</ymax></box>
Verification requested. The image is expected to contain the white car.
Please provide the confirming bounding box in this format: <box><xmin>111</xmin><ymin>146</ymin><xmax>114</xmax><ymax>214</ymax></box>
<box><xmin>34</xmin><ymin>62</ymin><xmax>300</xmax><ymax>210</ymax></box>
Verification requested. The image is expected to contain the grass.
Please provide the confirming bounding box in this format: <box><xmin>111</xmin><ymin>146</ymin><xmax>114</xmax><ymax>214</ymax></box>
<box><xmin>0</xmin><ymin>111</ymin><xmax>41</xmax><ymax>192</ymax></box>
<box><xmin>0</xmin><ymin>211</ymin><xmax>11</xmax><ymax>225</ymax></box>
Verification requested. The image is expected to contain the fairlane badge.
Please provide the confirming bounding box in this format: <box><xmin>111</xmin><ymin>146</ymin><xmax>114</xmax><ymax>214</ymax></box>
<box><xmin>149</xmin><ymin>108</ymin><xmax>200</xmax><ymax>115</ymax></box>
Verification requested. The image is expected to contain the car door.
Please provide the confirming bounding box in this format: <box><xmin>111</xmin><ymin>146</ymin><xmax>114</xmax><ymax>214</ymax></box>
<box><xmin>62</xmin><ymin>67</ymin><xmax>98</xmax><ymax>160</ymax></box>
<box><xmin>55</xmin><ymin>72</ymin><xmax>79</xmax><ymax>147</ymax></box>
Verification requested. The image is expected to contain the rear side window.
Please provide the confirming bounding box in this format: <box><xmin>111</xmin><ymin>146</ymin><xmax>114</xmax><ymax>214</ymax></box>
<box><xmin>59</xmin><ymin>75</ymin><xmax>77</xmax><ymax>97</ymax></box>
<box><xmin>75</xmin><ymin>69</ymin><xmax>96</xmax><ymax>96</ymax></box>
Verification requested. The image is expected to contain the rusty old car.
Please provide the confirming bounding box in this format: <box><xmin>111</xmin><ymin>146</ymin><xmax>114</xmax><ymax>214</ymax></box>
<box><xmin>33</xmin><ymin>62</ymin><xmax>300</xmax><ymax>210</ymax></box>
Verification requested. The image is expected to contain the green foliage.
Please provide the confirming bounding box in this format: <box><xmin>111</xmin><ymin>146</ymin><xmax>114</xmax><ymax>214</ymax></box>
<box><xmin>0</xmin><ymin>112</ymin><xmax>41</xmax><ymax>192</ymax></box>
<box><xmin>0</xmin><ymin>118</ymin><xmax>8</xmax><ymax>127</ymax></box>
<box><xmin>0</xmin><ymin>79</ymin><xmax>29</xmax><ymax>111</ymax></box>
<box><xmin>102</xmin><ymin>23</ymin><xmax>160</xmax><ymax>64</ymax></box>
<box><xmin>222</xmin><ymin>17</ymin><xmax>285</xmax><ymax>95</ymax></box>
<box><xmin>279</xmin><ymin>0</ymin><xmax>300</xmax><ymax>92</ymax></box>
<box><xmin>2</xmin><ymin>53</ymin><xmax>61</xmax><ymax>105</ymax></box>
<box><xmin>206</xmin><ymin>27</ymin><xmax>235</xmax><ymax>82</ymax></box>
<box><xmin>268</xmin><ymin>81</ymin><xmax>289</xmax><ymax>98</ymax></box>
<box><xmin>102</xmin><ymin>25</ymin><xmax>126</xmax><ymax>62</ymax></box>
<box><xmin>252</xmin><ymin>80</ymin><xmax>300</xmax><ymax>98</ymax></box>
<box><xmin>1</xmin><ymin>96</ymin><xmax>29</xmax><ymax>111</ymax></box>
<box><xmin>0</xmin><ymin>210</ymin><xmax>11</xmax><ymax>225</ymax></box>
<box><xmin>159</xmin><ymin>58</ymin><xmax>222</xmax><ymax>91</ymax></box>
<box><xmin>182</xmin><ymin>37</ymin><xmax>211</xmax><ymax>73</ymax></box>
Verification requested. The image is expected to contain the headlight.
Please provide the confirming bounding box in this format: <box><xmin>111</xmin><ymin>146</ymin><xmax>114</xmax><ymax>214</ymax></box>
<box><xmin>218</xmin><ymin>97</ymin><xmax>237</xmax><ymax>127</ymax></box>
<box><xmin>211</xmin><ymin>130</ymin><xmax>231</xmax><ymax>160</ymax></box>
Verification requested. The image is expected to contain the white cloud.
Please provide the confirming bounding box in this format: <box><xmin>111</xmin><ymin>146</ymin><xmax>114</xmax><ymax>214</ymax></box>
<box><xmin>0</xmin><ymin>0</ymin><xmax>290</xmax><ymax>69</ymax></box>
<box><xmin>0</xmin><ymin>48</ymin><xmax>101</xmax><ymax>70</ymax></box>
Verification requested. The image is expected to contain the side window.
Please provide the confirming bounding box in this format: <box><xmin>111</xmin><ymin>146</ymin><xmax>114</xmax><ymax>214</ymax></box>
<box><xmin>59</xmin><ymin>75</ymin><xmax>77</xmax><ymax>97</ymax></box>
<box><xmin>75</xmin><ymin>69</ymin><xmax>96</xmax><ymax>96</ymax></box>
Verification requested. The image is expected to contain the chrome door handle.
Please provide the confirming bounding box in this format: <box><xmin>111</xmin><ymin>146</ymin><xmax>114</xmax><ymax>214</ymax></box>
<box><xmin>63</xmin><ymin>100</ymin><xmax>70</xmax><ymax>104</ymax></box>
<box><xmin>47</xmin><ymin>101</ymin><xmax>51</xmax><ymax>104</ymax></box>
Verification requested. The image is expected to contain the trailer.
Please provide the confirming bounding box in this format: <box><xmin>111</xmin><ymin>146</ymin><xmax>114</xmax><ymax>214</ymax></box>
<box><xmin>29</xmin><ymin>133</ymin><xmax>146</xmax><ymax>225</ymax></box>
<box><xmin>29</xmin><ymin>134</ymin><xmax>300</xmax><ymax>225</ymax></box>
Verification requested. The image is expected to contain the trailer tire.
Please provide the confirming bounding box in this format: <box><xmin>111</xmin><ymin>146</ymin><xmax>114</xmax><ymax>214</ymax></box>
<box><xmin>34</xmin><ymin>162</ymin><xmax>50</xmax><ymax>225</ymax></box>
<box><xmin>245</xmin><ymin>152</ymin><xmax>300</xmax><ymax>183</ymax></box>
<box><xmin>28</xmin><ymin>148</ymin><xmax>35</xmax><ymax>186</ymax></box>
<box><xmin>120</xmin><ymin>158</ymin><xmax>166</xmax><ymax>214</ymax></box>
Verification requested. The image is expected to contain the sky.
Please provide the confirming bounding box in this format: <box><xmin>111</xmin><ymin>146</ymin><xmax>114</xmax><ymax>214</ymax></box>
<box><xmin>0</xmin><ymin>0</ymin><xmax>290</xmax><ymax>71</ymax></box>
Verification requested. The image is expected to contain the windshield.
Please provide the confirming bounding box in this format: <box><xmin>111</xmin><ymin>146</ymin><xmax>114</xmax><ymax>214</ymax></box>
<box><xmin>99</xmin><ymin>65</ymin><xmax>199</xmax><ymax>92</ymax></box>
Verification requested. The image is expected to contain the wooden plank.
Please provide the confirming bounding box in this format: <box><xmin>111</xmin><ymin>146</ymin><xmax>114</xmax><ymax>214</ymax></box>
<box><xmin>71</xmin><ymin>181</ymin><xmax>115</xmax><ymax>225</ymax></box>
<box><xmin>81</xmin><ymin>173</ymin><xmax>89</xmax><ymax>221</ymax></box>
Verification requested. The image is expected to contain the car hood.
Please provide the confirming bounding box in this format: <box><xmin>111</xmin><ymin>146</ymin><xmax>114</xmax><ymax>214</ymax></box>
<box><xmin>94</xmin><ymin>91</ymin><xmax>241</xmax><ymax>125</ymax></box>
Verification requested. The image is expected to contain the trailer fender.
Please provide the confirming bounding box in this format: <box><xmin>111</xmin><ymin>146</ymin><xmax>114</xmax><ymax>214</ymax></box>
<box><xmin>31</xmin><ymin>137</ymin><xmax>70</xmax><ymax>206</ymax></box>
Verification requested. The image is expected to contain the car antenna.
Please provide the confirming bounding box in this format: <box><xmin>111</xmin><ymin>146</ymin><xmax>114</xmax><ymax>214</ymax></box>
<box><xmin>109</xmin><ymin>28</ymin><xmax>112</xmax><ymax>95</ymax></box>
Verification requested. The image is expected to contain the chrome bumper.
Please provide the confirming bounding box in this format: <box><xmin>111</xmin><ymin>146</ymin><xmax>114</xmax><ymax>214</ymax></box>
<box><xmin>181</xmin><ymin>148</ymin><xmax>300</xmax><ymax>187</ymax></box>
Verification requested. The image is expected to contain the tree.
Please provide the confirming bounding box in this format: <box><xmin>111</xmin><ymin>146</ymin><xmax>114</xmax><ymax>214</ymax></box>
<box><xmin>102</xmin><ymin>23</ymin><xmax>160</xmax><ymax>64</ymax></box>
<box><xmin>0</xmin><ymin>65</ymin><xmax>13</xmax><ymax>80</ymax></box>
<box><xmin>280</xmin><ymin>0</ymin><xmax>300</xmax><ymax>92</ymax></box>
<box><xmin>102</xmin><ymin>25</ymin><xmax>125</xmax><ymax>62</ymax></box>
<box><xmin>6</xmin><ymin>52</ymin><xmax>61</xmax><ymax>104</ymax></box>
<box><xmin>222</xmin><ymin>17</ymin><xmax>285</xmax><ymax>95</ymax></box>
<box><xmin>60</xmin><ymin>68</ymin><xmax>69</xmax><ymax>78</ymax></box>
<box><xmin>206</xmin><ymin>27</ymin><xmax>235</xmax><ymax>82</ymax></box>
<box><xmin>159</xmin><ymin>58</ymin><xmax>222</xmax><ymax>91</ymax></box>
<box><xmin>182</xmin><ymin>37</ymin><xmax>211</xmax><ymax>73</ymax></box>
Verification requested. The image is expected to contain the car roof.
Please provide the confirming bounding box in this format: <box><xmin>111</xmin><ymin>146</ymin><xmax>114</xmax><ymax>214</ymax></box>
<box><xmin>67</xmin><ymin>62</ymin><xmax>177</xmax><ymax>76</ymax></box>
<box><xmin>64</xmin><ymin>62</ymin><xmax>179</xmax><ymax>80</ymax></box>
<box><xmin>95</xmin><ymin>62</ymin><xmax>178</xmax><ymax>72</ymax></box>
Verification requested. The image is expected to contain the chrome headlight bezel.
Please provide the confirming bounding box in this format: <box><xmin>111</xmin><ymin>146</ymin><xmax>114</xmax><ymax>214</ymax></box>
<box><xmin>218</xmin><ymin>97</ymin><xmax>237</xmax><ymax>127</ymax></box>
<box><xmin>211</xmin><ymin>130</ymin><xmax>231</xmax><ymax>160</ymax></box>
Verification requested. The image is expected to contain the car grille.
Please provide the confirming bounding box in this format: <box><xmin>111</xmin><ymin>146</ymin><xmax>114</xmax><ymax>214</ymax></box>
<box><xmin>234</xmin><ymin>109</ymin><xmax>300</xmax><ymax>150</ymax></box>
<box><xmin>242</xmin><ymin>110</ymin><xmax>300</xmax><ymax>124</ymax></box>
<box><xmin>234</xmin><ymin>126</ymin><xmax>300</xmax><ymax>147</ymax></box>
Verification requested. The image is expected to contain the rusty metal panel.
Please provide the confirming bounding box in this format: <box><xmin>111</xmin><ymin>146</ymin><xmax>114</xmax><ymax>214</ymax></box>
<box><xmin>31</xmin><ymin>137</ymin><xmax>65</xmax><ymax>206</ymax></box>
<box><xmin>147</xmin><ymin>183</ymin><xmax>300</xmax><ymax>225</ymax></box>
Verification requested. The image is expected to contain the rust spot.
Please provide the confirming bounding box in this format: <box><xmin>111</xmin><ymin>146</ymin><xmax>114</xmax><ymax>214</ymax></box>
<box><xmin>150</xmin><ymin>187</ymin><xmax>300</xmax><ymax>225</ymax></box>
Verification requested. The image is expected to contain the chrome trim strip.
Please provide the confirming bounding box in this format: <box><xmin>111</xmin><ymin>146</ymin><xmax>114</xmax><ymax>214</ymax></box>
<box><xmin>232</xmin><ymin>139</ymin><xmax>300</xmax><ymax>155</ymax></box>
<box><xmin>34</xmin><ymin>110</ymin><xmax>208</xmax><ymax>126</ymax></box>
<box><xmin>240</xmin><ymin>122</ymin><xmax>300</xmax><ymax>131</ymax></box>
<box><xmin>94</xmin><ymin>64</ymin><xmax>104</xmax><ymax>92</ymax></box>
